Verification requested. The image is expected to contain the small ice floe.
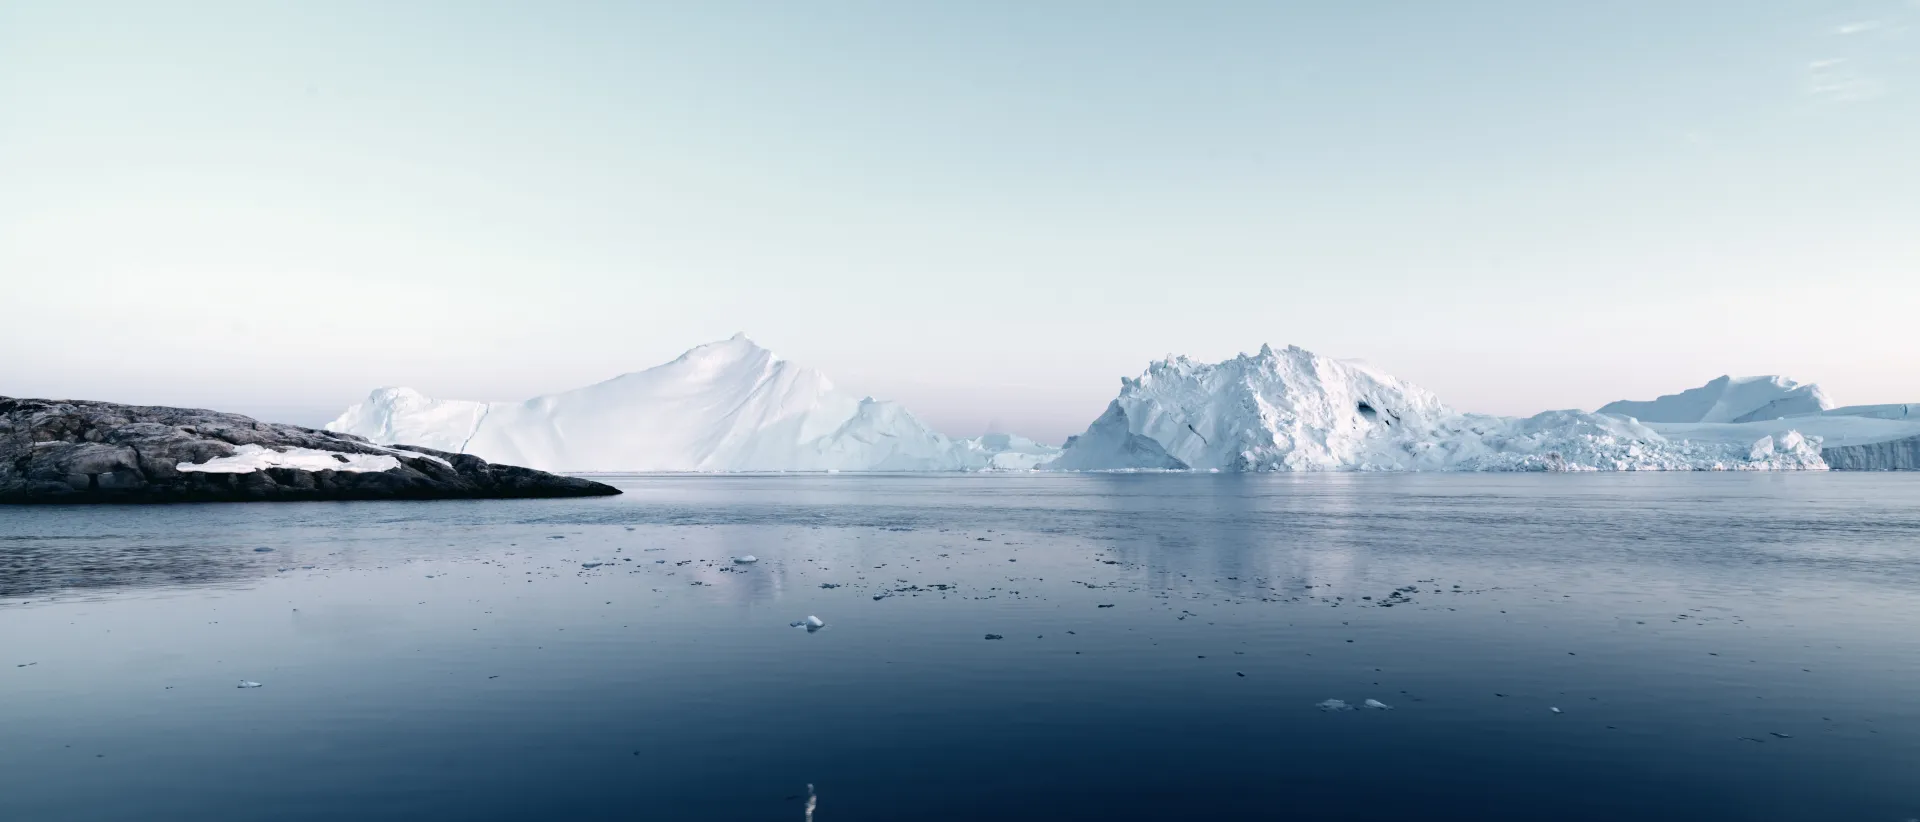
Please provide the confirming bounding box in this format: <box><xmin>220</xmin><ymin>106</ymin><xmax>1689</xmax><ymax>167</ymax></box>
<box><xmin>1316</xmin><ymin>699</ymin><xmax>1354</xmax><ymax>712</ymax></box>
<box><xmin>253</xmin><ymin>547</ymin><xmax>274</xmax><ymax>553</ymax></box>
<box><xmin>581</xmin><ymin>562</ymin><xmax>603</xmax><ymax>569</ymax></box>
<box><xmin>1550</xmin><ymin>707</ymin><xmax>1562</xmax><ymax>714</ymax></box>
<box><xmin>237</xmin><ymin>680</ymin><xmax>262</xmax><ymax>689</ymax></box>
<box><xmin>789</xmin><ymin>615</ymin><xmax>826</xmax><ymax>633</ymax></box>
<box><xmin>1364</xmin><ymin>699</ymin><xmax>1393</xmax><ymax>710</ymax></box>
<box><xmin>733</xmin><ymin>555</ymin><xmax>758</xmax><ymax>564</ymax></box>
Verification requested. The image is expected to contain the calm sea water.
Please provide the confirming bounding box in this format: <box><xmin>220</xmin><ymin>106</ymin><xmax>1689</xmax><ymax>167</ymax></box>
<box><xmin>3</xmin><ymin>474</ymin><xmax>1919</xmax><ymax>821</ymax></box>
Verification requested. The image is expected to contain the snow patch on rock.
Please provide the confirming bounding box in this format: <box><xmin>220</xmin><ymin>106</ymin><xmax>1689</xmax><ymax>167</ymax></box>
<box><xmin>176</xmin><ymin>444</ymin><xmax>405</xmax><ymax>474</ymax></box>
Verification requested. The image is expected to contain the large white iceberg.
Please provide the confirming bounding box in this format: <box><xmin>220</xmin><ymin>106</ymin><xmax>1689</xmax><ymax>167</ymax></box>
<box><xmin>1048</xmin><ymin>344</ymin><xmax>1829</xmax><ymax>471</ymax></box>
<box><xmin>327</xmin><ymin>335</ymin><xmax>1056</xmax><ymax>473</ymax></box>
<box><xmin>1596</xmin><ymin>375</ymin><xmax>1833</xmax><ymax>424</ymax></box>
<box><xmin>1597</xmin><ymin>377</ymin><xmax>1920</xmax><ymax>469</ymax></box>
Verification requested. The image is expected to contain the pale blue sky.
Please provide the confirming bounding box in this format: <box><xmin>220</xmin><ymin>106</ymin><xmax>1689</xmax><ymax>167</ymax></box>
<box><xmin>3</xmin><ymin>1</ymin><xmax>1916</xmax><ymax>442</ymax></box>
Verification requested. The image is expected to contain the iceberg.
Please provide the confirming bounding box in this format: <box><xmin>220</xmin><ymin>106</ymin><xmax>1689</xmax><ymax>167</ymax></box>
<box><xmin>1604</xmin><ymin>381</ymin><xmax>1920</xmax><ymax>470</ymax></box>
<box><xmin>328</xmin><ymin>335</ymin><xmax>1057</xmax><ymax>473</ymax></box>
<box><xmin>1596</xmin><ymin>375</ymin><xmax>1832</xmax><ymax>424</ymax></box>
<box><xmin>1049</xmin><ymin>344</ymin><xmax>1829</xmax><ymax>471</ymax></box>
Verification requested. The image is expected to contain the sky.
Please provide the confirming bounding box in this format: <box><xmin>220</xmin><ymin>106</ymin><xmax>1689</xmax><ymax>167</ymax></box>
<box><xmin>2</xmin><ymin>1</ymin><xmax>1916</xmax><ymax>443</ymax></box>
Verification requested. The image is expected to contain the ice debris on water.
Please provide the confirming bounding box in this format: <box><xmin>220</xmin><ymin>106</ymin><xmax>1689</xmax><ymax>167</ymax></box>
<box><xmin>1364</xmin><ymin>699</ymin><xmax>1392</xmax><ymax>710</ymax></box>
<box><xmin>1316</xmin><ymin>699</ymin><xmax>1353</xmax><ymax>712</ymax></box>
<box><xmin>733</xmin><ymin>555</ymin><xmax>758</xmax><ymax>564</ymax></box>
<box><xmin>581</xmin><ymin>562</ymin><xmax>603</xmax><ymax>569</ymax></box>
<box><xmin>790</xmin><ymin>616</ymin><xmax>825</xmax><ymax>633</ymax></box>
<box><xmin>1550</xmin><ymin>707</ymin><xmax>1562</xmax><ymax>714</ymax></box>
<box><xmin>237</xmin><ymin>680</ymin><xmax>262</xmax><ymax>689</ymax></box>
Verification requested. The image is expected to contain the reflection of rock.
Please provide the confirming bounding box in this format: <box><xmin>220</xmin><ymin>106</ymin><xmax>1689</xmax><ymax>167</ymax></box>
<box><xmin>1</xmin><ymin>397</ymin><xmax>620</xmax><ymax>503</ymax></box>
<box><xmin>0</xmin><ymin>533</ymin><xmax>267</xmax><ymax>599</ymax></box>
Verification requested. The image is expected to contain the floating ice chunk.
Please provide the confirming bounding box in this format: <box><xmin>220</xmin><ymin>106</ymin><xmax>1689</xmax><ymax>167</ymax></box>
<box><xmin>733</xmin><ymin>555</ymin><xmax>758</xmax><ymax>564</ymax></box>
<box><xmin>789</xmin><ymin>615</ymin><xmax>826</xmax><ymax>633</ymax></box>
<box><xmin>581</xmin><ymin>562</ymin><xmax>603</xmax><ymax>569</ymax></box>
<box><xmin>1364</xmin><ymin>699</ymin><xmax>1392</xmax><ymax>710</ymax></box>
<box><xmin>237</xmin><ymin>680</ymin><xmax>262</xmax><ymax>689</ymax></box>
<box><xmin>804</xmin><ymin>615</ymin><xmax>824</xmax><ymax>628</ymax></box>
<box><xmin>1316</xmin><ymin>699</ymin><xmax>1353</xmax><ymax>712</ymax></box>
<box><xmin>1550</xmin><ymin>706</ymin><xmax>1562</xmax><ymax>714</ymax></box>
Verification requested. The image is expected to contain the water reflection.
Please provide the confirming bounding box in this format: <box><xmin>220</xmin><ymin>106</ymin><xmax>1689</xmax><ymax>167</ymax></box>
<box><xmin>0</xmin><ymin>534</ymin><xmax>273</xmax><ymax>599</ymax></box>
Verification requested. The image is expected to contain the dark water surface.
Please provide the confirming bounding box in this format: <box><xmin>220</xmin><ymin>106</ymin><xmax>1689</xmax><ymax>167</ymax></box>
<box><xmin>3</xmin><ymin>474</ymin><xmax>1918</xmax><ymax>821</ymax></box>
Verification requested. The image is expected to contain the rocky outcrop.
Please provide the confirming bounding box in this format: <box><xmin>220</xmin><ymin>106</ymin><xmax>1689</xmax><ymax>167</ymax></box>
<box><xmin>0</xmin><ymin>397</ymin><xmax>620</xmax><ymax>503</ymax></box>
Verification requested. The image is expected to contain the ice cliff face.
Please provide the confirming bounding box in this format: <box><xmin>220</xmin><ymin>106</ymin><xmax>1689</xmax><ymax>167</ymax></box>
<box><xmin>327</xmin><ymin>335</ymin><xmax>1056</xmax><ymax>473</ymax></box>
<box><xmin>1050</xmin><ymin>345</ymin><xmax>1828</xmax><ymax>472</ymax></box>
<box><xmin>1596</xmin><ymin>375</ymin><xmax>1832</xmax><ymax>424</ymax></box>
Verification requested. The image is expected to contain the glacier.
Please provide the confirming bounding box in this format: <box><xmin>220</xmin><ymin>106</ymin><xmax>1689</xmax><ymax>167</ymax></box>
<box><xmin>327</xmin><ymin>335</ymin><xmax>1058</xmax><ymax>473</ymax></box>
<box><xmin>1047</xmin><ymin>344</ymin><xmax>1830</xmax><ymax>472</ymax></box>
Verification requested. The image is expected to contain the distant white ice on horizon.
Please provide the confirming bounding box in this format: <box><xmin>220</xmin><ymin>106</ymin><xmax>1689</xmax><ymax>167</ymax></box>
<box><xmin>328</xmin><ymin>335</ymin><xmax>1058</xmax><ymax>473</ymax></box>
<box><xmin>328</xmin><ymin>336</ymin><xmax>1920</xmax><ymax>473</ymax></box>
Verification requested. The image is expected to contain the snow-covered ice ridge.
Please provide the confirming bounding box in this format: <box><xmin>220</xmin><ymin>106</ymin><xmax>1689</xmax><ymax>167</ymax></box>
<box><xmin>1595</xmin><ymin>375</ymin><xmax>1832</xmax><ymax>423</ymax></box>
<box><xmin>1598</xmin><ymin>377</ymin><xmax>1920</xmax><ymax>470</ymax></box>
<box><xmin>328</xmin><ymin>335</ymin><xmax>1057</xmax><ymax>473</ymax></box>
<box><xmin>1051</xmin><ymin>344</ymin><xmax>1843</xmax><ymax>471</ymax></box>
